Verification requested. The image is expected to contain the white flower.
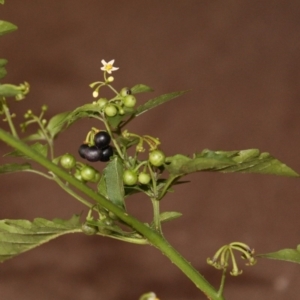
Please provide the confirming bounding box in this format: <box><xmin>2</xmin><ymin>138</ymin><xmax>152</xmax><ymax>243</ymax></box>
<box><xmin>101</xmin><ymin>59</ymin><xmax>119</xmax><ymax>74</ymax></box>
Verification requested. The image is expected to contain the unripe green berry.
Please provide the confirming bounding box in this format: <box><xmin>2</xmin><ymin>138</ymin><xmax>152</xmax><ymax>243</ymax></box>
<box><xmin>123</xmin><ymin>169</ymin><xmax>138</xmax><ymax>186</ymax></box>
<box><xmin>123</xmin><ymin>95</ymin><xmax>136</xmax><ymax>108</ymax></box>
<box><xmin>149</xmin><ymin>150</ymin><xmax>165</xmax><ymax>167</ymax></box>
<box><xmin>97</xmin><ymin>98</ymin><xmax>108</xmax><ymax>109</ymax></box>
<box><xmin>138</xmin><ymin>172</ymin><xmax>151</xmax><ymax>185</ymax></box>
<box><xmin>105</xmin><ymin>104</ymin><xmax>118</xmax><ymax>117</ymax></box>
<box><xmin>60</xmin><ymin>153</ymin><xmax>76</xmax><ymax>169</ymax></box>
<box><xmin>120</xmin><ymin>87</ymin><xmax>131</xmax><ymax>97</ymax></box>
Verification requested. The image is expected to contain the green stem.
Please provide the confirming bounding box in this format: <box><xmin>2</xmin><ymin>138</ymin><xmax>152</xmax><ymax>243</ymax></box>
<box><xmin>0</xmin><ymin>129</ymin><xmax>224</xmax><ymax>300</ymax></box>
<box><xmin>217</xmin><ymin>251</ymin><xmax>229</xmax><ymax>297</ymax></box>
<box><xmin>151</xmin><ymin>198</ymin><xmax>161</xmax><ymax>233</ymax></box>
<box><xmin>2</xmin><ymin>101</ymin><xmax>19</xmax><ymax>138</ymax></box>
<box><xmin>102</xmin><ymin>117</ymin><xmax>124</xmax><ymax>159</ymax></box>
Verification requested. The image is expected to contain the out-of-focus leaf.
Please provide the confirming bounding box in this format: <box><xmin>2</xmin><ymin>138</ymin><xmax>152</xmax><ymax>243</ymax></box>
<box><xmin>159</xmin><ymin>211</ymin><xmax>182</xmax><ymax>223</ymax></box>
<box><xmin>165</xmin><ymin>149</ymin><xmax>299</xmax><ymax>177</ymax></box>
<box><xmin>0</xmin><ymin>84</ymin><xmax>21</xmax><ymax>97</ymax></box>
<box><xmin>257</xmin><ymin>245</ymin><xmax>300</xmax><ymax>264</ymax></box>
<box><xmin>104</xmin><ymin>156</ymin><xmax>125</xmax><ymax>209</ymax></box>
<box><xmin>23</xmin><ymin>130</ymin><xmax>46</xmax><ymax>142</ymax></box>
<box><xmin>46</xmin><ymin>111</ymin><xmax>71</xmax><ymax>139</ymax></box>
<box><xmin>0</xmin><ymin>59</ymin><xmax>8</xmax><ymax>79</ymax></box>
<box><xmin>135</xmin><ymin>90</ymin><xmax>189</xmax><ymax>116</ymax></box>
<box><xmin>131</xmin><ymin>84</ymin><xmax>154</xmax><ymax>94</ymax></box>
<box><xmin>0</xmin><ymin>215</ymin><xmax>81</xmax><ymax>262</ymax></box>
<box><xmin>0</xmin><ymin>20</ymin><xmax>17</xmax><ymax>36</ymax></box>
<box><xmin>0</xmin><ymin>163</ymin><xmax>31</xmax><ymax>174</ymax></box>
<box><xmin>4</xmin><ymin>142</ymin><xmax>48</xmax><ymax>159</ymax></box>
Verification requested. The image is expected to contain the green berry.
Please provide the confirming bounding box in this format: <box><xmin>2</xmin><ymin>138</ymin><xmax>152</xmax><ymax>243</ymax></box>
<box><xmin>123</xmin><ymin>95</ymin><xmax>136</xmax><ymax>108</ymax></box>
<box><xmin>60</xmin><ymin>153</ymin><xmax>76</xmax><ymax>169</ymax></box>
<box><xmin>138</xmin><ymin>172</ymin><xmax>151</xmax><ymax>185</ymax></box>
<box><xmin>123</xmin><ymin>169</ymin><xmax>138</xmax><ymax>186</ymax></box>
<box><xmin>97</xmin><ymin>98</ymin><xmax>108</xmax><ymax>109</ymax></box>
<box><xmin>80</xmin><ymin>165</ymin><xmax>97</xmax><ymax>181</ymax></box>
<box><xmin>105</xmin><ymin>104</ymin><xmax>118</xmax><ymax>117</ymax></box>
<box><xmin>149</xmin><ymin>150</ymin><xmax>165</xmax><ymax>167</ymax></box>
<box><xmin>120</xmin><ymin>87</ymin><xmax>131</xmax><ymax>97</ymax></box>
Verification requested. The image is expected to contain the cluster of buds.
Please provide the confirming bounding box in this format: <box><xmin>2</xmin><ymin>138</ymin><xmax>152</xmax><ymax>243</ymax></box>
<box><xmin>207</xmin><ymin>242</ymin><xmax>256</xmax><ymax>276</ymax></box>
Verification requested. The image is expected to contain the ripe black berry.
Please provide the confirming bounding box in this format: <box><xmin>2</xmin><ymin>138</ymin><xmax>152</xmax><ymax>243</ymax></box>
<box><xmin>78</xmin><ymin>144</ymin><xmax>89</xmax><ymax>159</ymax></box>
<box><xmin>84</xmin><ymin>146</ymin><xmax>102</xmax><ymax>162</ymax></box>
<box><xmin>99</xmin><ymin>145</ymin><xmax>114</xmax><ymax>162</ymax></box>
<box><xmin>94</xmin><ymin>131</ymin><xmax>111</xmax><ymax>149</ymax></box>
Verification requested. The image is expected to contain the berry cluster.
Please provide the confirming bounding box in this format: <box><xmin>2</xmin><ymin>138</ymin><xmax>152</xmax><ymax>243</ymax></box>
<box><xmin>93</xmin><ymin>87</ymin><xmax>136</xmax><ymax>118</ymax></box>
<box><xmin>59</xmin><ymin>153</ymin><xmax>100</xmax><ymax>183</ymax></box>
<box><xmin>78</xmin><ymin>131</ymin><xmax>113</xmax><ymax>162</ymax></box>
<box><xmin>122</xmin><ymin>149</ymin><xmax>166</xmax><ymax>186</ymax></box>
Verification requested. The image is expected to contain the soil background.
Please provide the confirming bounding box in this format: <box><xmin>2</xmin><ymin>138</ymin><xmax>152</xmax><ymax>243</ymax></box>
<box><xmin>1</xmin><ymin>1</ymin><xmax>300</xmax><ymax>299</ymax></box>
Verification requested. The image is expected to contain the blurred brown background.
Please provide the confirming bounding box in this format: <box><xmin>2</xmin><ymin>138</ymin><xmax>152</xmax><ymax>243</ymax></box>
<box><xmin>1</xmin><ymin>1</ymin><xmax>300</xmax><ymax>299</ymax></box>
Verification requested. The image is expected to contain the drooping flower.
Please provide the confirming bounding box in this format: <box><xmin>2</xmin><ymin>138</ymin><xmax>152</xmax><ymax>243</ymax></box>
<box><xmin>100</xmin><ymin>59</ymin><xmax>119</xmax><ymax>74</ymax></box>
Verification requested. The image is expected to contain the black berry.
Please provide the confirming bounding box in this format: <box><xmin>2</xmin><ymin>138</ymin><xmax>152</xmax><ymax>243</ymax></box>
<box><xmin>94</xmin><ymin>131</ymin><xmax>111</xmax><ymax>149</ymax></box>
<box><xmin>84</xmin><ymin>146</ymin><xmax>102</xmax><ymax>162</ymax></box>
<box><xmin>78</xmin><ymin>144</ymin><xmax>89</xmax><ymax>159</ymax></box>
<box><xmin>99</xmin><ymin>146</ymin><xmax>114</xmax><ymax>162</ymax></box>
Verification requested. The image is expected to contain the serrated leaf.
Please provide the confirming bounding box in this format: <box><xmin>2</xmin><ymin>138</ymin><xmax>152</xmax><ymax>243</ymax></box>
<box><xmin>135</xmin><ymin>90</ymin><xmax>189</xmax><ymax>116</ymax></box>
<box><xmin>159</xmin><ymin>211</ymin><xmax>182</xmax><ymax>223</ymax></box>
<box><xmin>4</xmin><ymin>142</ymin><xmax>48</xmax><ymax>159</ymax></box>
<box><xmin>165</xmin><ymin>149</ymin><xmax>299</xmax><ymax>177</ymax></box>
<box><xmin>0</xmin><ymin>215</ymin><xmax>81</xmax><ymax>262</ymax></box>
<box><xmin>0</xmin><ymin>20</ymin><xmax>17</xmax><ymax>36</ymax></box>
<box><xmin>257</xmin><ymin>246</ymin><xmax>300</xmax><ymax>264</ymax></box>
<box><xmin>131</xmin><ymin>84</ymin><xmax>154</xmax><ymax>94</ymax></box>
<box><xmin>46</xmin><ymin>111</ymin><xmax>71</xmax><ymax>139</ymax></box>
<box><xmin>104</xmin><ymin>156</ymin><xmax>125</xmax><ymax>209</ymax></box>
<box><xmin>0</xmin><ymin>163</ymin><xmax>31</xmax><ymax>174</ymax></box>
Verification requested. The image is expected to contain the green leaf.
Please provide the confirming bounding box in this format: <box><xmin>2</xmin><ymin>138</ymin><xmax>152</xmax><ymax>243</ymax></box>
<box><xmin>0</xmin><ymin>67</ymin><xmax>7</xmax><ymax>79</ymax></box>
<box><xmin>4</xmin><ymin>142</ymin><xmax>48</xmax><ymax>159</ymax></box>
<box><xmin>0</xmin><ymin>59</ymin><xmax>7</xmax><ymax>67</ymax></box>
<box><xmin>159</xmin><ymin>211</ymin><xmax>182</xmax><ymax>223</ymax></box>
<box><xmin>46</xmin><ymin>111</ymin><xmax>71</xmax><ymax>139</ymax></box>
<box><xmin>23</xmin><ymin>130</ymin><xmax>46</xmax><ymax>142</ymax></box>
<box><xmin>0</xmin><ymin>0</ymin><xmax>5</xmax><ymax>5</ymax></box>
<box><xmin>0</xmin><ymin>83</ymin><xmax>21</xmax><ymax>97</ymax></box>
<box><xmin>0</xmin><ymin>59</ymin><xmax>8</xmax><ymax>79</ymax></box>
<box><xmin>165</xmin><ymin>153</ymin><xmax>235</xmax><ymax>176</ymax></box>
<box><xmin>97</xmin><ymin>175</ymin><xmax>108</xmax><ymax>199</ymax></box>
<box><xmin>0</xmin><ymin>163</ymin><xmax>31</xmax><ymax>174</ymax></box>
<box><xmin>65</xmin><ymin>104</ymin><xmax>101</xmax><ymax>127</ymax></box>
<box><xmin>165</xmin><ymin>149</ymin><xmax>299</xmax><ymax>177</ymax></box>
<box><xmin>0</xmin><ymin>215</ymin><xmax>81</xmax><ymax>262</ymax></box>
<box><xmin>104</xmin><ymin>156</ymin><xmax>125</xmax><ymax>209</ymax></box>
<box><xmin>131</xmin><ymin>84</ymin><xmax>154</xmax><ymax>94</ymax></box>
<box><xmin>0</xmin><ymin>20</ymin><xmax>17</xmax><ymax>36</ymax></box>
<box><xmin>257</xmin><ymin>245</ymin><xmax>300</xmax><ymax>264</ymax></box>
<box><xmin>135</xmin><ymin>90</ymin><xmax>189</xmax><ymax>116</ymax></box>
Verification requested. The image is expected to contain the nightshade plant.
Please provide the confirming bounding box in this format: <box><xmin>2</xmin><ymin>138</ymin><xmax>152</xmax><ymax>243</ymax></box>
<box><xmin>1</xmin><ymin>4</ymin><xmax>300</xmax><ymax>300</ymax></box>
